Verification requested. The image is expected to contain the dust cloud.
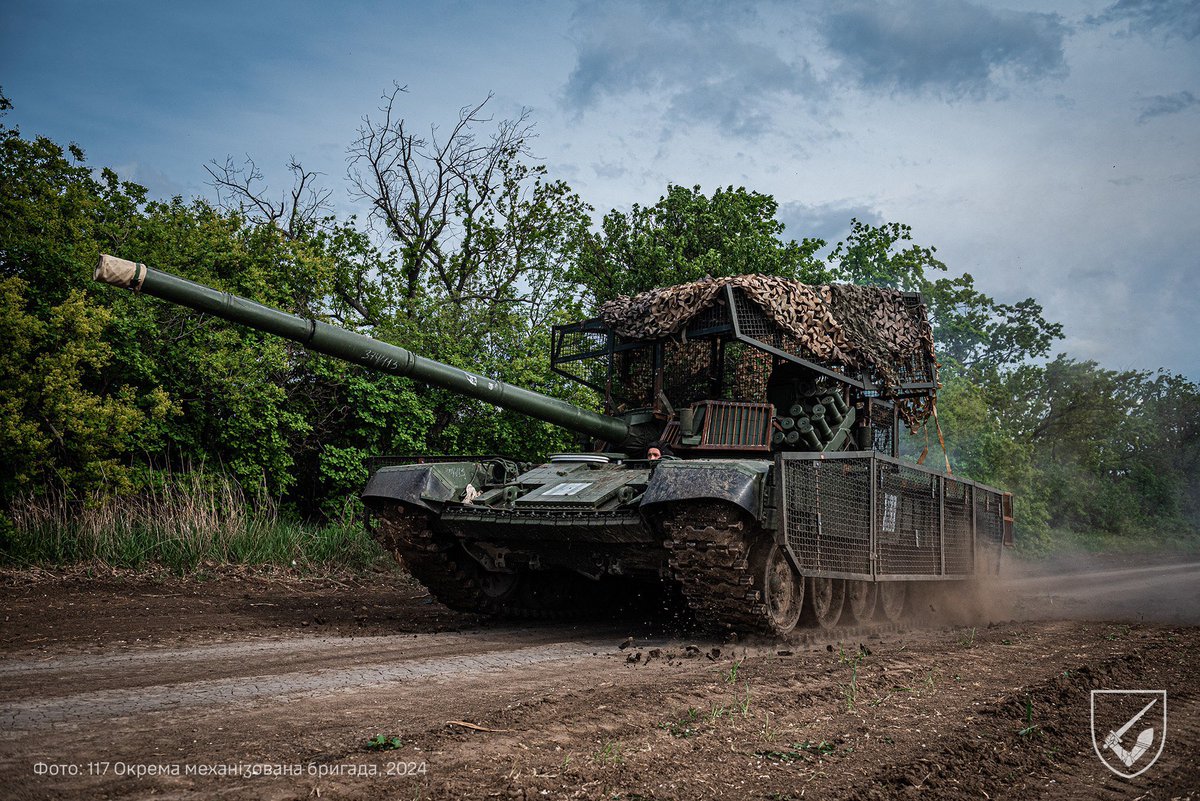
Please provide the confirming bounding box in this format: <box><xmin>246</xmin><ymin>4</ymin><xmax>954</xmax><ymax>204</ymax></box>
<box><xmin>924</xmin><ymin>555</ymin><xmax>1200</xmax><ymax>627</ymax></box>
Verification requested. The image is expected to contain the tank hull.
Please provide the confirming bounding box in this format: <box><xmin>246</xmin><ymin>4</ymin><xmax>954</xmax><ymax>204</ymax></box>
<box><xmin>363</xmin><ymin>452</ymin><xmax>1012</xmax><ymax>633</ymax></box>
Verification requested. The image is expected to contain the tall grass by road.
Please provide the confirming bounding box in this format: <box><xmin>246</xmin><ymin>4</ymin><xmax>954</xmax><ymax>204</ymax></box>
<box><xmin>2</xmin><ymin>472</ymin><xmax>386</xmax><ymax>573</ymax></box>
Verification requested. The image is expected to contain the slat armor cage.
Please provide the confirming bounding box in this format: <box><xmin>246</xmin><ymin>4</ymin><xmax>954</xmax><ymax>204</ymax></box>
<box><xmin>780</xmin><ymin>451</ymin><xmax>1011</xmax><ymax>580</ymax></box>
<box><xmin>550</xmin><ymin>283</ymin><xmax>938</xmax><ymax>414</ymax></box>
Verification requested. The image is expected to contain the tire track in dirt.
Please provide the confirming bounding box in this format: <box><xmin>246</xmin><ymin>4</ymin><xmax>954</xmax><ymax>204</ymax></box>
<box><xmin>0</xmin><ymin>637</ymin><xmax>627</xmax><ymax>732</ymax></box>
<box><xmin>3</xmin><ymin>564</ymin><xmax>1198</xmax><ymax>799</ymax></box>
<box><xmin>0</xmin><ymin>626</ymin><xmax>622</xmax><ymax>702</ymax></box>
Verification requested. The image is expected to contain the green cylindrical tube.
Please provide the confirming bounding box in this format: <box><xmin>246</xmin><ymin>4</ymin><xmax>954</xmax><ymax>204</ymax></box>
<box><xmin>771</xmin><ymin>430</ymin><xmax>785</xmax><ymax>445</ymax></box>
<box><xmin>778</xmin><ymin>416</ymin><xmax>795</xmax><ymax>430</ymax></box>
<box><xmin>828</xmin><ymin>392</ymin><xmax>848</xmax><ymax>414</ymax></box>
<box><xmin>94</xmin><ymin>255</ymin><xmax>631</xmax><ymax>445</ymax></box>
<box><xmin>789</xmin><ymin>403</ymin><xmax>806</xmax><ymax>417</ymax></box>
<box><xmin>810</xmin><ymin>405</ymin><xmax>832</xmax><ymax>438</ymax></box>
<box><xmin>820</xmin><ymin>396</ymin><xmax>843</xmax><ymax>424</ymax></box>
<box><xmin>796</xmin><ymin>419</ymin><xmax>822</xmax><ymax>449</ymax></box>
<box><xmin>784</xmin><ymin>430</ymin><xmax>800</xmax><ymax>445</ymax></box>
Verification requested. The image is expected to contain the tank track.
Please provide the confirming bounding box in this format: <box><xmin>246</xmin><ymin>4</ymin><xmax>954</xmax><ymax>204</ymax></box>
<box><xmin>372</xmin><ymin>501</ymin><xmax>585</xmax><ymax>620</ymax></box>
<box><xmin>660</xmin><ymin>502</ymin><xmax>779</xmax><ymax>635</ymax></box>
<box><xmin>373</xmin><ymin>502</ymin><xmax>504</xmax><ymax>615</ymax></box>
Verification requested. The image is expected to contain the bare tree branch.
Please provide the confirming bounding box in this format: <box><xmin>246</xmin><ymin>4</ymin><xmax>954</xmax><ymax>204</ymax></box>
<box><xmin>346</xmin><ymin>83</ymin><xmax>536</xmax><ymax>304</ymax></box>
<box><xmin>205</xmin><ymin>155</ymin><xmax>332</xmax><ymax>239</ymax></box>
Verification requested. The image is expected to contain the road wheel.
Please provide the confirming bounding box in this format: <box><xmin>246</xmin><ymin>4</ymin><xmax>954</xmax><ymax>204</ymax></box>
<box><xmin>750</xmin><ymin>541</ymin><xmax>804</xmax><ymax>635</ymax></box>
<box><xmin>845</xmin><ymin>580</ymin><xmax>877</xmax><ymax>623</ymax></box>
<box><xmin>806</xmin><ymin>576</ymin><xmax>844</xmax><ymax>629</ymax></box>
<box><xmin>478</xmin><ymin>569</ymin><xmax>520</xmax><ymax>608</ymax></box>
<box><xmin>878</xmin><ymin>582</ymin><xmax>908</xmax><ymax>623</ymax></box>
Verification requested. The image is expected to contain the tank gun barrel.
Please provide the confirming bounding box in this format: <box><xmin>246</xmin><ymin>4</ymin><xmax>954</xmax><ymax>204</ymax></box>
<box><xmin>94</xmin><ymin>255</ymin><xmax>631</xmax><ymax>445</ymax></box>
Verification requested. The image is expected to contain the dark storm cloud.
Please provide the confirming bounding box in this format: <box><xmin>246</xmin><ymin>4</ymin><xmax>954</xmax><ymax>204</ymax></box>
<box><xmin>563</xmin><ymin>0</ymin><xmax>1069</xmax><ymax>135</ymax></box>
<box><xmin>1089</xmin><ymin>0</ymin><xmax>1200</xmax><ymax>41</ymax></box>
<box><xmin>1137</xmin><ymin>90</ymin><xmax>1199</xmax><ymax>123</ymax></box>
<box><xmin>818</xmin><ymin>0</ymin><xmax>1069</xmax><ymax>97</ymax></box>
<box><xmin>563</xmin><ymin>0</ymin><xmax>822</xmax><ymax>134</ymax></box>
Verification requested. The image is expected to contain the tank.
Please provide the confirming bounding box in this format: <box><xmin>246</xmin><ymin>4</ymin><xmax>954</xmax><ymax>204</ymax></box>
<box><xmin>95</xmin><ymin>255</ymin><xmax>1014</xmax><ymax>635</ymax></box>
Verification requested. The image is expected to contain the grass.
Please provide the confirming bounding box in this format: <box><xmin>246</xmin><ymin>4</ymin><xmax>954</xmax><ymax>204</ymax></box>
<box><xmin>838</xmin><ymin>645</ymin><xmax>869</xmax><ymax>711</ymax></box>
<box><xmin>755</xmin><ymin>740</ymin><xmax>839</xmax><ymax>763</ymax></box>
<box><xmin>660</xmin><ymin>708</ymin><xmax>701</xmax><ymax>738</ymax></box>
<box><xmin>3</xmin><ymin>471</ymin><xmax>386</xmax><ymax>573</ymax></box>
<box><xmin>365</xmin><ymin>734</ymin><xmax>403</xmax><ymax>751</ymax></box>
<box><xmin>1018</xmin><ymin>694</ymin><xmax>1039</xmax><ymax>737</ymax></box>
<box><xmin>1103</xmin><ymin>624</ymin><xmax>1132</xmax><ymax>641</ymax></box>
<box><xmin>593</xmin><ymin>740</ymin><xmax>624</xmax><ymax>765</ymax></box>
<box><xmin>760</xmin><ymin>711</ymin><xmax>780</xmax><ymax>743</ymax></box>
<box><xmin>1027</xmin><ymin>526</ymin><xmax>1200</xmax><ymax>559</ymax></box>
<box><xmin>738</xmin><ymin>683</ymin><xmax>752</xmax><ymax>717</ymax></box>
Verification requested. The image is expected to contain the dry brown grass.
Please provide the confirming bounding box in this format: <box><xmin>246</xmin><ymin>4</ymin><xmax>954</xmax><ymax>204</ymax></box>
<box><xmin>4</xmin><ymin>471</ymin><xmax>381</xmax><ymax>571</ymax></box>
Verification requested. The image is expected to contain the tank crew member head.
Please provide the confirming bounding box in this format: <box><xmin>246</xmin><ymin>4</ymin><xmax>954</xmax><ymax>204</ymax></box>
<box><xmin>646</xmin><ymin>440</ymin><xmax>674</xmax><ymax>460</ymax></box>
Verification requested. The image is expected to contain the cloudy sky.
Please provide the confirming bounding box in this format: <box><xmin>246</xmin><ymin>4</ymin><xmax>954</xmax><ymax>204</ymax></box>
<box><xmin>4</xmin><ymin>0</ymin><xmax>1198</xmax><ymax>378</ymax></box>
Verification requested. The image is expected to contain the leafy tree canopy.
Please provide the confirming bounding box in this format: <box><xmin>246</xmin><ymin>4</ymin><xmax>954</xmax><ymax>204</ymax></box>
<box><xmin>1</xmin><ymin>86</ymin><xmax>1195</xmax><ymax>554</ymax></box>
<box><xmin>827</xmin><ymin>218</ymin><xmax>1062</xmax><ymax>373</ymax></box>
<box><xmin>570</xmin><ymin>184</ymin><xmax>829</xmax><ymax>305</ymax></box>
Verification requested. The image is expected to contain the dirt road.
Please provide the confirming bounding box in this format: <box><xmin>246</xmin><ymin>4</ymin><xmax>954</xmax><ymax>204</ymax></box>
<box><xmin>2</xmin><ymin>563</ymin><xmax>1198</xmax><ymax>800</ymax></box>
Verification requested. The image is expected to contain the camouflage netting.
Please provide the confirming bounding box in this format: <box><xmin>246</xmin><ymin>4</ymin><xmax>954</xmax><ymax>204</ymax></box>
<box><xmin>598</xmin><ymin>275</ymin><xmax>939</xmax><ymax>428</ymax></box>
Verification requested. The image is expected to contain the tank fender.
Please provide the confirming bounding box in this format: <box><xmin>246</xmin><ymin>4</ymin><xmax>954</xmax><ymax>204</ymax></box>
<box><xmin>361</xmin><ymin>462</ymin><xmax>480</xmax><ymax>512</ymax></box>
<box><xmin>639</xmin><ymin>460</ymin><xmax>769</xmax><ymax>519</ymax></box>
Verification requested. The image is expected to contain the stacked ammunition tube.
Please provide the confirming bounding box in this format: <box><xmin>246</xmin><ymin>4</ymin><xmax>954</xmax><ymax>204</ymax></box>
<box><xmin>773</xmin><ymin>391</ymin><xmax>849</xmax><ymax>451</ymax></box>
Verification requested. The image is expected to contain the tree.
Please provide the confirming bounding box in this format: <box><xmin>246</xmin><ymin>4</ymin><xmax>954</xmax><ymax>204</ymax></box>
<box><xmin>571</xmin><ymin>184</ymin><xmax>828</xmax><ymax>306</ymax></box>
<box><xmin>345</xmin><ymin>85</ymin><xmax>590</xmax><ymax>323</ymax></box>
<box><xmin>203</xmin><ymin>86</ymin><xmax>599</xmax><ymax>503</ymax></box>
<box><xmin>828</xmin><ymin>219</ymin><xmax>1062</xmax><ymax>373</ymax></box>
<box><xmin>205</xmin><ymin>155</ymin><xmax>333</xmax><ymax>241</ymax></box>
<box><xmin>992</xmin><ymin>357</ymin><xmax>1200</xmax><ymax>534</ymax></box>
<box><xmin>0</xmin><ymin>100</ymin><xmax>176</xmax><ymax>500</ymax></box>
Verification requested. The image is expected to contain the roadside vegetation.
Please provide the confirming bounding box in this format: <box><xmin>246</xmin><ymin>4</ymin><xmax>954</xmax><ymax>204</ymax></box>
<box><xmin>0</xmin><ymin>85</ymin><xmax>1196</xmax><ymax>571</ymax></box>
<box><xmin>5</xmin><ymin>471</ymin><xmax>384</xmax><ymax>572</ymax></box>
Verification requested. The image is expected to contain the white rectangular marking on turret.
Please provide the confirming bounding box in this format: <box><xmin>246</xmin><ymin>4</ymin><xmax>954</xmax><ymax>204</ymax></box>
<box><xmin>542</xmin><ymin>482</ymin><xmax>592</xmax><ymax>496</ymax></box>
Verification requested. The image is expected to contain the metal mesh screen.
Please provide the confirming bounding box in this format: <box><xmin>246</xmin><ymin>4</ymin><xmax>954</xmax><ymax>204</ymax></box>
<box><xmin>610</xmin><ymin>340</ymin><xmax>655</xmax><ymax>408</ymax></box>
<box><xmin>781</xmin><ymin>453</ymin><xmax>1006</xmax><ymax>580</ymax></box>
<box><xmin>658</xmin><ymin>347</ymin><xmax>777</xmax><ymax>410</ymax></box>
<box><xmin>720</xmin><ymin>341</ymin><xmax>772</xmax><ymax>402</ymax></box>
<box><xmin>684</xmin><ymin>299</ymin><xmax>733</xmax><ymax>334</ymax></box>
<box><xmin>943</xmin><ymin>478</ymin><xmax>973</xmax><ymax>575</ymax></box>
<box><xmin>870</xmin><ymin>400</ymin><xmax>896</xmax><ymax>455</ymax></box>
<box><xmin>730</xmin><ymin>288</ymin><xmax>779</xmax><ymax>342</ymax></box>
<box><xmin>550</xmin><ymin>325</ymin><xmax>610</xmax><ymax>394</ymax></box>
<box><xmin>731</xmin><ymin>288</ymin><xmax>827</xmax><ymax>366</ymax></box>
<box><xmin>569</xmin><ymin>333</ymin><xmax>778</xmax><ymax>412</ymax></box>
<box><xmin>974</xmin><ymin>488</ymin><xmax>1005</xmax><ymax>575</ymax></box>
<box><xmin>783</xmin><ymin>457</ymin><xmax>873</xmax><ymax>576</ymax></box>
<box><xmin>889</xmin><ymin>350</ymin><xmax>937</xmax><ymax>391</ymax></box>
<box><xmin>876</xmin><ymin>462</ymin><xmax>941</xmax><ymax>576</ymax></box>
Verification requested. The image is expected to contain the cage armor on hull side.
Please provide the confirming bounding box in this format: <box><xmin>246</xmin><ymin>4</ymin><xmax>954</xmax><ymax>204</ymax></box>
<box><xmin>95</xmin><ymin>254</ymin><xmax>1013</xmax><ymax>635</ymax></box>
